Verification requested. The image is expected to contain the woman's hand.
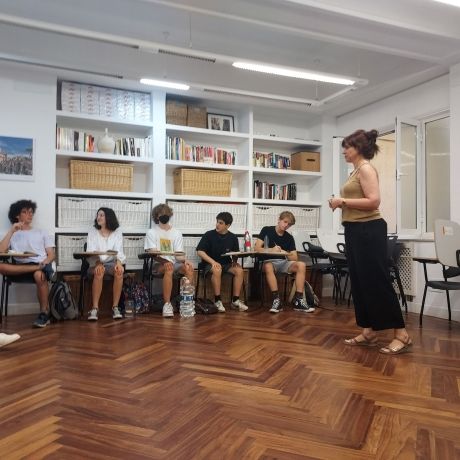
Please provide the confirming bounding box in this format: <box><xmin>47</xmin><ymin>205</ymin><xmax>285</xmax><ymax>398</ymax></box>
<box><xmin>328</xmin><ymin>197</ymin><xmax>343</xmax><ymax>211</ymax></box>
<box><xmin>114</xmin><ymin>262</ymin><xmax>124</xmax><ymax>276</ymax></box>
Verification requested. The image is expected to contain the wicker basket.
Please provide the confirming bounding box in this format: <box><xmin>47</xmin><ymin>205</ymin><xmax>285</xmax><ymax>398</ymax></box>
<box><xmin>166</xmin><ymin>100</ymin><xmax>187</xmax><ymax>125</ymax></box>
<box><xmin>173</xmin><ymin>168</ymin><xmax>232</xmax><ymax>196</ymax></box>
<box><xmin>69</xmin><ymin>160</ymin><xmax>133</xmax><ymax>191</ymax></box>
<box><xmin>187</xmin><ymin>105</ymin><xmax>207</xmax><ymax>128</ymax></box>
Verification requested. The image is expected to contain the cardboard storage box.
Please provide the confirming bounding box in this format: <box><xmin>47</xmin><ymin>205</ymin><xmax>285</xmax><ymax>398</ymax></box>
<box><xmin>291</xmin><ymin>151</ymin><xmax>320</xmax><ymax>172</ymax></box>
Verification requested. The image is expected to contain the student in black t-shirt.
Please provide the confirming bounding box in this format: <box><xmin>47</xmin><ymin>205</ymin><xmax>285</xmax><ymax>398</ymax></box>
<box><xmin>196</xmin><ymin>212</ymin><xmax>248</xmax><ymax>313</ymax></box>
<box><xmin>255</xmin><ymin>211</ymin><xmax>314</xmax><ymax>314</ymax></box>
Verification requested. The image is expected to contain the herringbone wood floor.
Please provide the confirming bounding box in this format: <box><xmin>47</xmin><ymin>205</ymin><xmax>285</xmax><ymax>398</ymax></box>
<box><xmin>1</xmin><ymin>300</ymin><xmax>459</xmax><ymax>460</ymax></box>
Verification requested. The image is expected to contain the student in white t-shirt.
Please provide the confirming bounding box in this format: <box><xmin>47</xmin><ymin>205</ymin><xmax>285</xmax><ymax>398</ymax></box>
<box><xmin>144</xmin><ymin>203</ymin><xmax>193</xmax><ymax>317</ymax></box>
<box><xmin>0</xmin><ymin>199</ymin><xmax>55</xmax><ymax>328</ymax></box>
<box><xmin>86</xmin><ymin>207</ymin><xmax>126</xmax><ymax>322</ymax></box>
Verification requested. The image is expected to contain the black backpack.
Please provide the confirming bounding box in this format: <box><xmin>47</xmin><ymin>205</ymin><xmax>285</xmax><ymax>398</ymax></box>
<box><xmin>49</xmin><ymin>281</ymin><xmax>78</xmax><ymax>320</ymax></box>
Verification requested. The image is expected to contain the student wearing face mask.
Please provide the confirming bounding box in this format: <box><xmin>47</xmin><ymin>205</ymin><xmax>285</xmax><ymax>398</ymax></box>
<box><xmin>144</xmin><ymin>203</ymin><xmax>194</xmax><ymax>317</ymax></box>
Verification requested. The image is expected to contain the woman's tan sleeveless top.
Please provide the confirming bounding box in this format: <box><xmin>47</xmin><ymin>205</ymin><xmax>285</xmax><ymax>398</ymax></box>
<box><xmin>341</xmin><ymin>163</ymin><xmax>381</xmax><ymax>223</ymax></box>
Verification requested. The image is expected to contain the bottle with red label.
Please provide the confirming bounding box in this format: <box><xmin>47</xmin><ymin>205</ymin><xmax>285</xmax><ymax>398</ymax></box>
<box><xmin>244</xmin><ymin>231</ymin><xmax>252</xmax><ymax>252</ymax></box>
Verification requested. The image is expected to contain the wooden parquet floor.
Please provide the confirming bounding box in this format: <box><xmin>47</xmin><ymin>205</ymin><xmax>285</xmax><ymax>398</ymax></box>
<box><xmin>1</xmin><ymin>300</ymin><xmax>460</xmax><ymax>460</ymax></box>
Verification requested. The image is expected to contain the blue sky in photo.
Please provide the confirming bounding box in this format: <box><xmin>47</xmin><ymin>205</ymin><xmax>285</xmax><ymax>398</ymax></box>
<box><xmin>0</xmin><ymin>136</ymin><xmax>33</xmax><ymax>156</ymax></box>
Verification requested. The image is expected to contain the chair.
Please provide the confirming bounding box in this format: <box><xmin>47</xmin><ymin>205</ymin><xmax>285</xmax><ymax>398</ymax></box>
<box><xmin>1</xmin><ymin>271</ymin><xmax>36</xmax><ymax>323</ymax></box>
<box><xmin>76</xmin><ymin>244</ymin><xmax>127</xmax><ymax>317</ymax></box>
<box><xmin>302</xmin><ymin>242</ymin><xmax>337</xmax><ymax>301</ymax></box>
<box><xmin>254</xmin><ymin>256</ymin><xmax>294</xmax><ymax>307</ymax></box>
<box><xmin>417</xmin><ymin>219</ymin><xmax>460</xmax><ymax>326</ymax></box>
<box><xmin>196</xmin><ymin>261</ymin><xmax>247</xmax><ymax>303</ymax></box>
<box><xmin>387</xmin><ymin>236</ymin><xmax>408</xmax><ymax>313</ymax></box>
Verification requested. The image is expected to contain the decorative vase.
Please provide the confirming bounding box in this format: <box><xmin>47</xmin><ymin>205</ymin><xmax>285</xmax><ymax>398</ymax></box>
<box><xmin>97</xmin><ymin>128</ymin><xmax>115</xmax><ymax>153</ymax></box>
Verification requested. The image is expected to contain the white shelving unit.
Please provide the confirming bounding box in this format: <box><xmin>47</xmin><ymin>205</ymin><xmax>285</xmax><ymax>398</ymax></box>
<box><xmin>53</xmin><ymin>82</ymin><xmax>323</xmax><ymax>266</ymax></box>
<box><xmin>54</xmin><ymin>82</ymin><xmax>154</xmax><ymax>271</ymax></box>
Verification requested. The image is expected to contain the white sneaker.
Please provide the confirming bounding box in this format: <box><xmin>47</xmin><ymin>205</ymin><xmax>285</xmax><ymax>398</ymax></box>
<box><xmin>88</xmin><ymin>308</ymin><xmax>98</xmax><ymax>321</ymax></box>
<box><xmin>231</xmin><ymin>299</ymin><xmax>248</xmax><ymax>312</ymax></box>
<box><xmin>0</xmin><ymin>332</ymin><xmax>20</xmax><ymax>348</ymax></box>
<box><xmin>112</xmin><ymin>306</ymin><xmax>123</xmax><ymax>319</ymax></box>
<box><xmin>215</xmin><ymin>300</ymin><xmax>226</xmax><ymax>313</ymax></box>
<box><xmin>162</xmin><ymin>302</ymin><xmax>174</xmax><ymax>317</ymax></box>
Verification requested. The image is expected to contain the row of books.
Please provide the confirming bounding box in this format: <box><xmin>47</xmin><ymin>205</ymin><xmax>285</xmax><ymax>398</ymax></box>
<box><xmin>253</xmin><ymin>181</ymin><xmax>297</xmax><ymax>201</ymax></box>
<box><xmin>56</xmin><ymin>127</ymin><xmax>152</xmax><ymax>157</ymax></box>
<box><xmin>166</xmin><ymin>136</ymin><xmax>236</xmax><ymax>165</ymax></box>
<box><xmin>253</xmin><ymin>151</ymin><xmax>291</xmax><ymax>169</ymax></box>
<box><xmin>114</xmin><ymin>137</ymin><xmax>152</xmax><ymax>158</ymax></box>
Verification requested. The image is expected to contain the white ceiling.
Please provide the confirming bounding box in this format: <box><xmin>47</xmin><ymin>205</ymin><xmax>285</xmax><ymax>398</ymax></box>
<box><xmin>0</xmin><ymin>0</ymin><xmax>459</xmax><ymax>115</ymax></box>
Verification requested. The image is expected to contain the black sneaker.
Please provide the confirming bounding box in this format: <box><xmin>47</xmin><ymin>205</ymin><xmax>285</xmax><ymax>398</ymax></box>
<box><xmin>293</xmin><ymin>297</ymin><xmax>315</xmax><ymax>313</ymax></box>
<box><xmin>41</xmin><ymin>263</ymin><xmax>55</xmax><ymax>281</ymax></box>
<box><xmin>269</xmin><ymin>297</ymin><xmax>282</xmax><ymax>314</ymax></box>
<box><xmin>33</xmin><ymin>312</ymin><xmax>50</xmax><ymax>328</ymax></box>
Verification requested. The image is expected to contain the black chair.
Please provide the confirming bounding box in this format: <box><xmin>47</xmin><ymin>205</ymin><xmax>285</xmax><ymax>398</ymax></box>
<box><xmin>387</xmin><ymin>236</ymin><xmax>408</xmax><ymax>313</ymax></box>
<box><xmin>75</xmin><ymin>243</ymin><xmax>127</xmax><ymax>317</ymax></box>
<box><xmin>254</xmin><ymin>256</ymin><xmax>294</xmax><ymax>307</ymax></box>
<box><xmin>1</xmin><ymin>270</ymin><xmax>36</xmax><ymax>323</ymax></box>
<box><xmin>415</xmin><ymin>219</ymin><xmax>460</xmax><ymax>327</ymax></box>
<box><xmin>302</xmin><ymin>241</ymin><xmax>337</xmax><ymax>301</ymax></box>
<box><xmin>196</xmin><ymin>261</ymin><xmax>246</xmax><ymax>303</ymax></box>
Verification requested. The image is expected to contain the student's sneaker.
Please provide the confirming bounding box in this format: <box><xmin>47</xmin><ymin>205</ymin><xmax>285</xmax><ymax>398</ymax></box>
<box><xmin>88</xmin><ymin>308</ymin><xmax>98</xmax><ymax>321</ymax></box>
<box><xmin>0</xmin><ymin>333</ymin><xmax>21</xmax><ymax>348</ymax></box>
<box><xmin>112</xmin><ymin>306</ymin><xmax>123</xmax><ymax>319</ymax></box>
<box><xmin>162</xmin><ymin>302</ymin><xmax>174</xmax><ymax>317</ymax></box>
<box><xmin>269</xmin><ymin>297</ymin><xmax>282</xmax><ymax>314</ymax></box>
<box><xmin>231</xmin><ymin>299</ymin><xmax>249</xmax><ymax>312</ymax></box>
<box><xmin>41</xmin><ymin>263</ymin><xmax>55</xmax><ymax>281</ymax></box>
<box><xmin>293</xmin><ymin>297</ymin><xmax>315</xmax><ymax>313</ymax></box>
<box><xmin>215</xmin><ymin>300</ymin><xmax>226</xmax><ymax>313</ymax></box>
<box><xmin>33</xmin><ymin>312</ymin><xmax>50</xmax><ymax>328</ymax></box>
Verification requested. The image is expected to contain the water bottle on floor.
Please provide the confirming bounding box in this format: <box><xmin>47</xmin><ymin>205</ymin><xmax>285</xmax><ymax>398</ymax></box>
<box><xmin>180</xmin><ymin>277</ymin><xmax>195</xmax><ymax>318</ymax></box>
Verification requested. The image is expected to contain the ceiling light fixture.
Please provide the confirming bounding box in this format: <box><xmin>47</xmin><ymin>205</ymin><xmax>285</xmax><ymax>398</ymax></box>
<box><xmin>140</xmin><ymin>78</ymin><xmax>190</xmax><ymax>90</ymax></box>
<box><xmin>433</xmin><ymin>0</ymin><xmax>460</xmax><ymax>6</ymax></box>
<box><xmin>232</xmin><ymin>61</ymin><xmax>355</xmax><ymax>86</ymax></box>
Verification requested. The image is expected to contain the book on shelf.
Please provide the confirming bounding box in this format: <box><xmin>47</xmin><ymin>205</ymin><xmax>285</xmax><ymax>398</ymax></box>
<box><xmin>56</xmin><ymin>126</ymin><xmax>152</xmax><ymax>157</ymax></box>
<box><xmin>166</xmin><ymin>136</ymin><xmax>236</xmax><ymax>165</ymax></box>
<box><xmin>253</xmin><ymin>180</ymin><xmax>297</xmax><ymax>200</ymax></box>
<box><xmin>253</xmin><ymin>151</ymin><xmax>291</xmax><ymax>169</ymax></box>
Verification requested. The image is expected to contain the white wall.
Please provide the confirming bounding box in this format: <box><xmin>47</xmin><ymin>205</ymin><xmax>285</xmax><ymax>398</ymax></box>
<box><xmin>0</xmin><ymin>64</ymin><xmax>56</xmax><ymax>315</ymax></box>
<box><xmin>337</xmin><ymin>75</ymin><xmax>450</xmax><ymax>135</ymax></box>
<box><xmin>336</xmin><ymin>72</ymin><xmax>460</xmax><ymax>322</ymax></box>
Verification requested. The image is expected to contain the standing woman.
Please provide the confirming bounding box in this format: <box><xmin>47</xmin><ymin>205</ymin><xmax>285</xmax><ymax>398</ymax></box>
<box><xmin>329</xmin><ymin>129</ymin><xmax>412</xmax><ymax>354</ymax></box>
<box><xmin>86</xmin><ymin>207</ymin><xmax>126</xmax><ymax>321</ymax></box>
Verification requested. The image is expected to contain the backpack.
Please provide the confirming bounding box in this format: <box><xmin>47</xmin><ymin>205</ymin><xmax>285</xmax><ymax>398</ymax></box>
<box><xmin>123</xmin><ymin>280</ymin><xmax>150</xmax><ymax>314</ymax></box>
<box><xmin>288</xmin><ymin>280</ymin><xmax>320</xmax><ymax>307</ymax></box>
<box><xmin>194</xmin><ymin>298</ymin><xmax>219</xmax><ymax>314</ymax></box>
<box><xmin>49</xmin><ymin>281</ymin><xmax>78</xmax><ymax>320</ymax></box>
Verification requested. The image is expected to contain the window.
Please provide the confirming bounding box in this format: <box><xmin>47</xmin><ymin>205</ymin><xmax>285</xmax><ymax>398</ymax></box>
<box><xmin>424</xmin><ymin>115</ymin><xmax>450</xmax><ymax>233</ymax></box>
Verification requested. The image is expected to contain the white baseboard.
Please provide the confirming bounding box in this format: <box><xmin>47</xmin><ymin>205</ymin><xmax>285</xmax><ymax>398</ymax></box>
<box><xmin>3</xmin><ymin>302</ymin><xmax>38</xmax><ymax>316</ymax></box>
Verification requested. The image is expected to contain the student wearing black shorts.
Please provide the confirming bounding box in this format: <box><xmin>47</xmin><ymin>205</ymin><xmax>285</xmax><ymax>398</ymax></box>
<box><xmin>196</xmin><ymin>212</ymin><xmax>248</xmax><ymax>312</ymax></box>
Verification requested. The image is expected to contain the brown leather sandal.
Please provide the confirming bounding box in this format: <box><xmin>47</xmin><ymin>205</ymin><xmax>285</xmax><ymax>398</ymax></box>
<box><xmin>344</xmin><ymin>334</ymin><xmax>378</xmax><ymax>347</ymax></box>
<box><xmin>379</xmin><ymin>337</ymin><xmax>413</xmax><ymax>355</ymax></box>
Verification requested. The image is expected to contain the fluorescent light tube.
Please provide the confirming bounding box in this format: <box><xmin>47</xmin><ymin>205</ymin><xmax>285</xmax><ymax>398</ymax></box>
<box><xmin>140</xmin><ymin>78</ymin><xmax>190</xmax><ymax>90</ymax></box>
<box><xmin>433</xmin><ymin>0</ymin><xmax>460</xmax><ymax>6</ymax></box>
<box><xmin>232</xmin><ymin>62</ymin><xmax>355</xmax><ymax>85</ymax></box>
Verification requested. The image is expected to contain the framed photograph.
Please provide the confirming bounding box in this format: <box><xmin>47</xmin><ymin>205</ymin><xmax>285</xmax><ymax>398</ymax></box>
<box><xmin>207</xmin><ymin>113</ymin><xmax>234</xmax><ymax>132</ymax></box>
<box><xmin>0</xmin><ymin>135</ymin><xmax>34</xmax><ymax>181</ymax></box>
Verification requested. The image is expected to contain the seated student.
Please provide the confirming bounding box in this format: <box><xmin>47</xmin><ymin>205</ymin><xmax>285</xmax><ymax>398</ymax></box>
<box><xmin>196</xmin><ymin>212</ymin><xmax>248</xmax><ymax>312</ymax></box>
<box><xmin>254</xmin><ymin>210</ymin><xmax>314</xmax><ymax>314</ymax></box>
<box><xmin>86</xmin><ymin>207</ymin><xmax>126</xmax><ymax>321</ymax></box>
<box><xmin>144</xmin><ymin>203</ymin><xmax>194</xmax><ymax>318</ymax></box>
<box><xmin>0</xmin><ymin>199</ymin><xmax>55</xmax><ymax>328</ymax></box>
<box><xmin>0</xmin><ymin>332</ymin><xmax>20</xmax><ymax>348</ymax></box>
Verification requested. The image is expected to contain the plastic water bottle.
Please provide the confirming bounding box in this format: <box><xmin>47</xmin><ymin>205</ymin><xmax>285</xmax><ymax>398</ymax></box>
<box><xmin>264</xmin><ymin>235</ymin><xmax>270</xmax><ymax>251</ymax></box>
<box><xmin>244</xmin><ymin>231</ymin><xmax>252</xmax><ymax>252</ymax></box>
<box><xmin>125</xmin><ymin>299</ymin><xmax>135</xmax><ymax>318</ymax></box>
<box><xmin>180</xmin><ymin>277</ymin><xmax>195</xmax><ymax>318</ymax></box>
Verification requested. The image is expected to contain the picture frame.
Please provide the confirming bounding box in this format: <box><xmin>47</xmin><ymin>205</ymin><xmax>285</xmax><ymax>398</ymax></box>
<box><xmin>0</xmin><ymin>135</ymin><xmax>34</xmax><ymax>181</ymax></box>
<box><xmin>207</xmin><ymin>113</ymin><xmax>234</xmax><ymax>132</ymax></box>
